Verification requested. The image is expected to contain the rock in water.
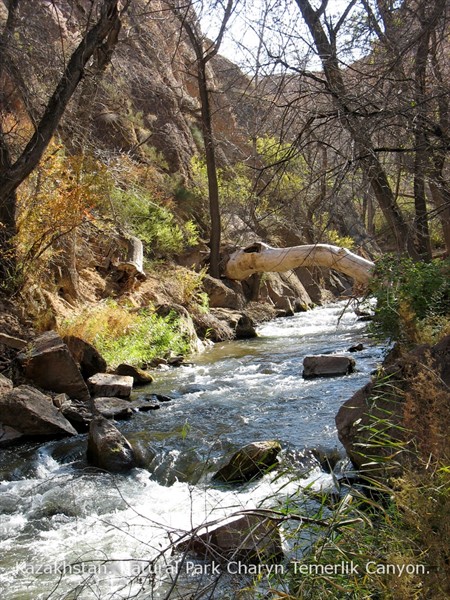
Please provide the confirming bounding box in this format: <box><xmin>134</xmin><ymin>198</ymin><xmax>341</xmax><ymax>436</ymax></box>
<box><xmin>176</xmin><ymin>513</ymin><xmax>283</xmax><ymax>563</ymax></box>
<box><xmin>18</xmin><ymin>331</ymin><xmax>90</xmax><ymax>401</ymax></box>
<box><xmin>116</xmin><ymin>364</ymin><xmax>154</xmax><ymax>385</ymax></box>
<box><xmin>63</xmin><ymin>335</ymin><xmax>107</xmax><ymax>379</ymax></box>
<box><xmin>0</xmin><ymin>385</ymin><xmax>78</xmax><ymax>436</ymax></box>
<box><xmin>87</xmin><ymin>417</ymin><xmax>137</xmax><ymax>472</ymax></box>
<box><xmin>302</xmin><ymin>355</ymin><xmax>356</xmax><ymax>378</ymax></box>
<box><xmin>87</xmin><ymin>373</ymin><xmax>133</xmax><ymax>398</ymax></box>
<box><xmin>213</xmin><ymin>441</ymin><xmax>281</xmax><ymax>483</ymax></box>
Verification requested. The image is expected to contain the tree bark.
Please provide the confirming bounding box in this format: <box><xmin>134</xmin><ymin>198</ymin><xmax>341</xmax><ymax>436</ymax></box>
<box><xmin>172</xmin><ymin>0</ymin><xmax>233</xmax><ymax>279</ymax></box>
<box><xmin>0</xmin><ymin>0</ymin><xmax>122</xmax><ymax>283</ymax></box>
<box><xmin>225</xmin><ymin>242</ymin><xmax>375</xmax><ymax>284</ymax></box>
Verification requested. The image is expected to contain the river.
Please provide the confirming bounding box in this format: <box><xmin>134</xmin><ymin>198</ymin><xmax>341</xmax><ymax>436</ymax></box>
<box><xmin>0</xmin><ymin>301</ymin><xmax>383</xmax><ymax>599</ymax></box>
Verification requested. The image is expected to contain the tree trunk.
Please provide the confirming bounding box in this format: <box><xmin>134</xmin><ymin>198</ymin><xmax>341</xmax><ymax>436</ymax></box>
<box><xmin>0</xmin><ymin>0</ymin><xmax>122</xmax><ymax>285</ymax></box>
<box><xmin>294</xmin><ymin>0</ymin><xmax>420</xmax><ymax>260</ymax></box>
<box><xmin>197</xmin><ymin>58</ymin><xmax>221</xmax><ymax>279</ymax></box>
<box><xmin>225</xmin><ymin>242</ymin><xmax>374</xmax><ymax>284</ymax></box>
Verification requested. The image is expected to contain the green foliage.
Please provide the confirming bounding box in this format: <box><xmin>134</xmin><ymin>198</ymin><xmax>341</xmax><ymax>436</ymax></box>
<box><xmin>369</xmin><ymin>254</ymin><xmax>450</xmax><ymax>343</ymax></box>
<box><xmin>111</xmin><ymin>187</ymin><xmax>199</xmax><ymax>257</ymax></box>
<box><xmin>59</xmin><ymin>301</ymin><xmax>190</xmax><ymax>368</ymax></box>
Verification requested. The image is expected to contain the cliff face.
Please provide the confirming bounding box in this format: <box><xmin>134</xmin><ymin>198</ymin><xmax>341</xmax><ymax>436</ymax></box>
<box><xmin>0</xmin><ymin>0</ymin><xmax>252</xmax><ymax>177</ymax></box>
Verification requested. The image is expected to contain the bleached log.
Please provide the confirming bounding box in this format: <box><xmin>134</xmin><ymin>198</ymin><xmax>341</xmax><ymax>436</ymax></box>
<box><xmin>224</xmin><ymin>242</ymin><xmax>375</xmax><ymax>284</ymax></box>
<box><xmin>117</xmin><ymin>235</ymin><xmax>146</xmax><ymax>281</ymax></box>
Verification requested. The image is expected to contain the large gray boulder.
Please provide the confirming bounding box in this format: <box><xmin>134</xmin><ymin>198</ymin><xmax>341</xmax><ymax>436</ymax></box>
<box><xmin>18</xmin><ymin>331</ymin><xmax>90</xmax><ymax>401</ymax></box>
<box><xmin>202</xmin><ymin>275</ymin><xmax>245</xmax><ymax>310</ymax></box>
<box><xmin>87</xmin><ymin>373</ymin><xmax>133</xmax><ymax>398</ymax></box>
<box><xmin>336</xmin><ymin>335</ymin><xmax>450</xmax><ymax>477</ymax></box>
<box><xmin>210</xmin><ymin>309</ymin><xmax>257</xmax><ymax>340</ymax></box>
<box><xmin>177</xmin><ymin>513</ymin><xmax>283</xmax><ymax>563</ymax></box>
<box><xmin>87</xmin><ymin>417</ymin><xmax>137</xmax><ymax>472</ymax></box>
<box><xmin>303</xmin><ymin>355</ymin><xmax>356</xmax><ymax>378</ymax></box>
<box><xmin>63</xmin><ymin>335</ymin><xmax>107</xmax><ymax>379</ymax></box>
<box><xmin>0</xmin><ymin>385</ymin><xmax>78</xmax><ymax>436</ymax></box>
<box><xmin>213</xmin><ymin>441</ymin><xmax>281</xmax><ymax>483</ymax></box>
<box><xmin>93</xmin><ymin>397</ymin><xmax>161</xmax><ymax>419</ymax></box>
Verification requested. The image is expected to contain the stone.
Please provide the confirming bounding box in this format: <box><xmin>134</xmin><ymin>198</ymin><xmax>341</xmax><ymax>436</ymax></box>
<box><xmin>0</xmin><ymin>385</ymin><xmax>78</xmax><ymax>436</ymax></box>
<box><xmin>210</xmin><ymin>308</ymin><xmax>257</xmax><ymax>340</ymax></box>
<box><xmin>302</xmin><ymin>355</ymin><xmax>356</xmax><ymax>378</ymax></box>
<box><xmin>348</xmin><ymin>343</ymin><xmax>364</xmax><ymax>352</ymax></box>
<box><xmin>93</xmin><ymin>397</ymin><xmax>134</xmax><ymax>419</ymax></box>
<box><xmin>0</xmin><ymin>332</ymin><xmax>27</xmax><ymax>350</ymax></box>
<box><xmin>335</xmin><ymin>381</ymin><xmax>404</xmax><ymax>476</ymax></box>
<box><xmin>260</xmin><ymin>272</ymin><xmax>312</xmax><ymax>315</ymax></box>
<box><xmin>213</xmin><ymin>441</ymin><xmax>282</xmax><ymax>483</ymax></box>
<box><xmin>0</xmin><ymin>373</ymin><xmax>13</xmax><ymax>396</ymax></box>
<box><xmin>176</xmin><ymin>513</ymin><xmax>283</xmax><ymax>564</ymax></box>
<box><xmin>116</xmin><ymin>363</ymin><xmax>154</xmax><ymax>384</ymax></box>
<box><xmin>202</xmin><ymin>275</ymin><xmax>245</xmax><ymax>310</ymax></box>
<box><xmin>87</xmin><ymin>417</ymin><xmax>137</xmax><ymax>472</ymax></box>
<box><xmin>18</xmin><ymin>331</ymin><xmax>90</xmax><ymax>401</ymax></box>
<box><xmin>61</xmin><ymin>400</ymin><xmax>94</xmax><ymax>433</ymax></box>
<box><xmin>87</xmin><ymin>373</ymin><xmax>133</xmax><ymax>398</ymax></box>
<box><xmin>336</xmin><ymin>335</ymin><xmax>450</xmax><ymax>477</ymax></box>
<box><xmin>93</xmin><ymin>397</ymin><xmax>161</xmax><ymax>419</ymax></box>
<box><xmin>63</xmin><ymin>335</ymin><xmax>107</xmax><ymax>379</ymax></box>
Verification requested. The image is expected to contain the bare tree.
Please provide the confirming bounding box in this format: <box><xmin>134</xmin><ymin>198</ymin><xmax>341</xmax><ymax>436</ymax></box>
<box><xmin>169</xmin><ymin>0</ymin><xmax>234</xmax><ymax>278</ymax></box>
<box><xmin>0</xmin><ymin>0</ymin><xmax>125</xmax><ymax>286</ymax></box>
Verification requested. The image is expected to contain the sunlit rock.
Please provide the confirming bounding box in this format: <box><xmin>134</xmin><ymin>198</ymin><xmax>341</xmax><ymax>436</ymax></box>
<box><xmin>18</xmin><ymin>331</ymin><xmax>90</xmax><ymax>401</ymax></box>
<box><xmin>87</xmin><ymin>417</ymin><xmax>137</xmax><ymax>472</ymax></box>
<box><xmin>302</xmin><ymin>355</ymin><xmax>356</xmax><ymax>378</ymax></box>
<box><xmin>87</xmin><ymin>373</ymin><xmax>133</xmax><ymax>398</ymax></box>
<box><xmin>176</xmin><ymin>513</ymin><xmax>283</xmax><ymax>564</ymax></box>
<box><xmin>213</xmin><ymin>440</ymin><xmax>281</xmax><ymax>483</ymax></box>
<box><xmin>0</xmin><ymin>385</ymin><xmax>77</xmax><ymax>436</ymax></box>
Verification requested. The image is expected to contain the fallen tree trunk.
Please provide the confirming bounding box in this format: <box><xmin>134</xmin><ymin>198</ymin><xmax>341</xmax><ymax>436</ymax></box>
<box><xmin>224</xmin><ymin>242</ymin><xmax>375</xmax><ymax>284</ymax></box>
<box><xmin>116</xmin><ymin>235</ymin><xmax>146</xmax><ymax>281</ymax></box>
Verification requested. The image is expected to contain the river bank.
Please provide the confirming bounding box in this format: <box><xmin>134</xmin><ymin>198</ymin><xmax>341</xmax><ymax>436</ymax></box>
<box><xmin>0</xmin><ymin>301</ymin><xmax>381</xmax><ymax>599</ymax></box>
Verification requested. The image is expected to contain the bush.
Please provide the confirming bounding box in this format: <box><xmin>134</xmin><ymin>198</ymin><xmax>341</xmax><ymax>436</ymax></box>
<box><xmin>110</xmin><ymin>187</ymin><xmax>198</xmax><ymax>258</ymax></box>
<box><xmin>369</xmin><ymin>254</ymin><xmax>450</xmax><ymax>343</ymax></box>
<box><xmin>58</xmin><ymin>301</ymin><xmax>190</xmax><ymax>368</ymax></box>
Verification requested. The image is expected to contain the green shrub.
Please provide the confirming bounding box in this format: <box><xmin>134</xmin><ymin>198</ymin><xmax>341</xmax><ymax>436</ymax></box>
<box><xmin>59</xmin><ymin>301</ymin><xmax>190</xmax><ymax>367</ymax></box>
<box><xmin>111</xmin><ymin>187</ymin><xmax>198</xmax><ymax>257</ymax></box>
<box><xmin>369</xmin><ymin>254</ymin><xmax>450</xmax><ymax>343</ymax></box>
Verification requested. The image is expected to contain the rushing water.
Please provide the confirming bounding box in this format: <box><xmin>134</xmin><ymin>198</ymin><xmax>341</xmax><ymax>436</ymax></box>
<box><xmin>0</xmin><ymin>302</ymin><xmax>383</xmax><ymax>599</ymax></box>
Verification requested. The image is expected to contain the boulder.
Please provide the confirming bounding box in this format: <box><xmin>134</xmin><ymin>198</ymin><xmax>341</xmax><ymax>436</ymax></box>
<box><xmin>87</xmin><ymin>373</ymin><xmax>133</xmax><ymax>398</ymax></box>
<box><xmin>18</xmin><ymin>331</ymin><xmax>90</xmax><ymax>401</ymax></box>
<box><xmin>93</xmin><ymin>397</ymin><xmax>160</xmax><ymax>419</ymax></box>
<box><xmin>0</xmin><ymin>373</ymin><xmax>13</xmax><ymax>396</ymax></box>
<box><xmin>116</xmin><ymin>364</ymin><xmax>154</xmax><ymax>385</ymax></box>
<box><xmin>57</xmin><ymin>395</ymin><xmax>93</xmax><ymax>432</ymax></box>
<box><xmin>302</xmin><ymin>355</ymin><xmax>356</xmax><ymax>378</ymax></box>
<box><xmin>260</xmin><ymin>272</ymin><xmax>312</xmax><ymax>315</ymax></box>
<box><xmin>177</xmin><ymin>513</ymin><xmax>283</xmax><ymax>563</ymax></box>
<box><xmin>203</xmin><ymin>275</ymin><xmax>245</xmax><ymax>310</ymax></box>
<box><xmin>0</xmin><ymin>385</ymin><xmax>78</xmax><ymax>436</ymax></box>
<box><xmin>213</xmin><ymin>441</ymin><xmax>281</xmax><ymax>483</ymax></box>
<box><xmin>0</xmin><ymin>333</ymin><xmax>27</xmax><ymax>350</ymax></box>
<box><xmin>63</xmin><ymin>335</ymin><xmax>107</xmax><ymax>379</ymax></box>
<box><xmin>211</xmin><ymin>309</ymin><xmax>257</xmax><ymax>340</ymax></box>
<box><xmin>348</xmin><ymin>343</ymin><xmax>364</xmax><ymax>352</ymax></box>
<box><xmin>87</xmin><ymin>417</ymin><xmax>137</xmax><ymax>472</ymax></box>
<box><xmin>336</xmin><ymin>335</ymin><xmax>450</xmax><ymax>477</ymax></box>
<box><xmin>93</xmin><ymin>397</ymin><xmax>134</xmax><ymax>419</ymax></box>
